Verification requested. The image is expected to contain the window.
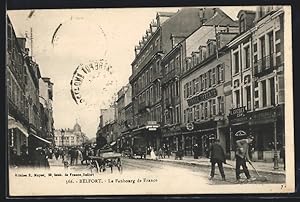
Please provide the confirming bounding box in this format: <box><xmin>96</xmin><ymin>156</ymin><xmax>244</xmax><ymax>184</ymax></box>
<box><xmin>261</xmin><ymin>80</ymin><xmax>267</xmax><ymax>107</ymax></box>
<box><xmin>212</xmin><ymin>68</ymin><xmax>216</xmax><ymax>85</ymax></box>
<box><xmin>200</xmin><ymin>75</ymin><xmax>203</xmax><ymax>91</ymax></box>
<box><xmin>204</xmin><ymin>73</ymin><xmax>207</xmax><ymax>89</ymax></box>
<box><xmin>235</xmin><ymin>90</ymin><xmax>240</xmax><ymax>108</ymax></box>
<box><xmin>192</xmin><ymin>79</ymin><xmax>196</xmax><ymax>95</ymax></box>
<box><xmin>268</xmin><ymin>31</ymin><xmax>274</xmax><ymax>55</ymax></box>
<box><xmin>194</xmin><ymin>105</ymin><xmax>199</xmax><ymax>120</ymax></box>
<box><xmin>240</xmin><ymin>17</ymin><xmax>246</xmax><ymax>33</ymax></box>
<box><xmin>234</xmin><ymin>52</ymin><xmax>239</xmax><ymax>74</ymax></box>
<box><xmin>217</xmin><ymin>64</ymin><xmax>224</xmax><ymax>83</ymax></box>
<box><xmin>176</xmin><ymin>106</ymin><xmax>180</xmax><ymax>123</ymax></box>
<box><xmin>208</xmin><ymin>70</ymin><xmax>212</xmax><ymax>87</ymax></box>
<box><xmin>175</xmin><ymin>81</ymin><xmax>179</xmax><ymax>96</ymax></box>
<box><xmin>244</xmin><ymin>46</ymin><xmax>250</xmax><ymax>69</ymax></box>
<box><xmin>217</xmin><ymin>96</ymin><xmax>224</xmax><ymax>115</ymax></box>
<box><xmin>183</xmin><ymin>109</ymin><xmax>187</xmax><ymax>123</ymax></box>
<box><xmin>184</xmin><ymin>84</ymin><xmax>187</xmax><ymax>98</ymax></box>
<box><xmin>270</xmin><ymin>77</ymin><xmax>275</xmax><ymax>106</ymax></box>
<box><xmin>204</xmin><ymin>102</ymin><xmax>208</xmax><ymax>119</ymax></box>
<box><xmin>200</xmin><ymin>103</ymin><xmax>204</xmax><ymax>119</ymax></box>
<box><xmin>212</xmin><ymin>99</ymin><xmax>216</xmax><ymax>116</ymax></box>
<box><xmin>165</xmin><ymin>64</ymin><xmax>169</xmax><ymax>74</ymax></box>
<box><xmin>260</xmin><ymin>36</ymin><xmax>266</xmax><ymax>61</ymax></box>
<box><xmin>245</xmin><ymin>86</ymin><xmax>251</xmax><ymax>110</ymax></box>
<box><xmin>195</xmin><ymin>77</ymin><xmax>199</xmax><ymax>93</ymax></box>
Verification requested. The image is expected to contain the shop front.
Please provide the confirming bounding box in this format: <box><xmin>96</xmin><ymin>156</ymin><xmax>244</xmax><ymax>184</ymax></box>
<box><xmin>181</xmin><ymin>120</ymin><xmax>217</xmax><ymax>158</ymax></box>
<box><xmin>229</xmin><ymin>105</ymin><xmax>284</xmax><ymax>162</ymax></box>
<box><xmin>161</xmin><ymin>125</ymin><xmax>182</xmax><ymax>154</ymax></box>
<box><xmin>248</xmin><ymin>105</ymin><xmax>284</xmax><ymax>162</ymax></box>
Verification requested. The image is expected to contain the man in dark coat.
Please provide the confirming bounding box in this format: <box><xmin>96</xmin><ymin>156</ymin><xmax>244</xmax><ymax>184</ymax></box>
<box><xmin>235</xmin><ymin>135</ymin><xmax>255</xmax><ymax>181</ymax></box>
<box><xmin>209</xmin><ymin>139</ymin><xmax>226</xmax><ymax>181</ymax></box>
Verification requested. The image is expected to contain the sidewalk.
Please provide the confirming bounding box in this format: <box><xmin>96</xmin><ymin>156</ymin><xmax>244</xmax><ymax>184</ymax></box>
<box><xmin>143</xmin><ymin>155</ymin><xmax>286</xmax><ymax>175</ymax></box>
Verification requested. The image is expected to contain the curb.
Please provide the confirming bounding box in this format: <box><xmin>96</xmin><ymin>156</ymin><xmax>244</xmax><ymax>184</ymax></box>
<box><xmin>140</xmin><ymin>158</ymin><xmax>286</xmax><ymax>176</ymax></box>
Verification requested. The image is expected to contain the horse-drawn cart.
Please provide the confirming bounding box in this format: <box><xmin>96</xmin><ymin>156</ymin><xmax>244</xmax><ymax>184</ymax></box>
<box><xmin>89</xmin><ymin>148</ymin><xmax>122</xmax><ymax>173</ymax></box>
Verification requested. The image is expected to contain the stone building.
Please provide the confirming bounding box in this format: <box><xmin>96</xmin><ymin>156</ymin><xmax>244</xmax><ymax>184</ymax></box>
<box><xmin>227</xmin><ymin>6</ymin><xmax>285</xmax><ymax>162</ymax></box>
<box><xmin>54</xmin><ymin>123</ymin><xmax>88</xmax><ymax>147</ymax></box>
<box><xmin>129</xmin><ymin>8</ymin><xmax>219</xmax><ymax>151</ymax></box>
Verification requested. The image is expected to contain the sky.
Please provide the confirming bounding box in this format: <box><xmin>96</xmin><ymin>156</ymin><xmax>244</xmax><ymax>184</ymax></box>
<box><xmin>8</xmin><ymin>6</ymin><xmax>257</xmax><ymax>139</ymax></box>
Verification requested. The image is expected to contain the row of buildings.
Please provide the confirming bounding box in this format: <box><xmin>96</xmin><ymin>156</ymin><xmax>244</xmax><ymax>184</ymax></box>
<box><xmin>96</xmin><ymin>6</ymin><xmax>285</xmax><ymax>162</ymax></box>
<box><xmin>7</xmin><ymin>16</ymin><xmax>55</xmax><ymax>164</ymax></box>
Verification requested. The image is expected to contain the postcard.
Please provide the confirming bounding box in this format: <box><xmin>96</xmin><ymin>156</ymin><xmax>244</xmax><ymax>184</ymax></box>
<box><xmin>6</xmin><ymin>5</ymin><xmax>294</xmax><ymax>196</ymax></box>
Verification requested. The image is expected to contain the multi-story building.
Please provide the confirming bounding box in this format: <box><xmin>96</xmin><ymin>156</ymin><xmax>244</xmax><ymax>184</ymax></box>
<box><xmin>115</xmin><ymin>84</ymin><xmax>132</xmax><ymax>150</ymax></box>
<box><xmin>97</xmin><ymin>106</ymin><xmax>118</xmax><ymax>145</ymax></box>
<box><xmin>39</xmin><ymin>77</ymin><xmax>54</xmax><ymax>143</ymax></box>
<box><xmin>7</xmin><ymin>17</ymin><xmax>30</xmax><ymax>160</ymax></box>
<box><xmin>180</xmin><ymin>9</ymin><xmax>239</xmax><ymax>157</ymax></box>
<box><xmin>129</xmin><ymin>8</ymin><xmax>218</xmax><ymax>151</ymax></box>
<box><xmin>54</xmin><ymin>123</ymin><xmax>88</xmax><ymax>147</ymax></box>
<box><xmin>227</xmin><ymin>6</ymin><xmax>285</xmax><ymax>162</ymax></box>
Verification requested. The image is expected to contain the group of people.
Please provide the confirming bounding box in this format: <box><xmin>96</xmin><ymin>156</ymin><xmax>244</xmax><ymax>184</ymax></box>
<box><xmin>208</xmin><ymin>136</ymin><xmax>256</xmax><ymax>182</ymax></box>
<box><xmin>148</xmin><ymin>144</ymin><xmax>171</xmax><ymax>160</ymax></box>
<box><xmin>9</xmin><ymin>144</ymin><xmax>52</xmax><ymax>169</ymax></box>
<box><xmin>53</xmin><ymin>145</ymin><xmax>96</xmax><ymax>166</ymax></box>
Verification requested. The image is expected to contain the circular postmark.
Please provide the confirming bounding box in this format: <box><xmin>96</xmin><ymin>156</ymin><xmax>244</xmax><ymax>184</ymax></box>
<box><xmin>70</xmin><ymin>59</ymin><xmax>117</xmax><ymax>107</ymax></box>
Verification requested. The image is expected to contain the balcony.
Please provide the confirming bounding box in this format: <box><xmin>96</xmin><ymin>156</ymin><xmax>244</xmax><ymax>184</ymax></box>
<box><xmin>254</xmin><ymin>54</ymin><xmax>276</xmax><ymax>77</ymax></box>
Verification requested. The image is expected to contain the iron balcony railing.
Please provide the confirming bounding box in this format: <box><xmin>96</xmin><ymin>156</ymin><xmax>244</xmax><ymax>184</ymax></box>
<box><xmin>254</xmin><ymin>53</ymin><xmax>276</xmax><ymax>77</ymax></box>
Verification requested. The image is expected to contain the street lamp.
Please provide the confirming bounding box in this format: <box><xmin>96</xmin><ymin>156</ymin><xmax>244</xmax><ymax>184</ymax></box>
<box><xmin>273</xmin><ymin>69</ymin><xmax>279</xmax><ymax>170</ymax></box>
<box><xmin>61</xmin><ymin>129</ymin><xmax>65</xmax><ymax>148</ymax></box>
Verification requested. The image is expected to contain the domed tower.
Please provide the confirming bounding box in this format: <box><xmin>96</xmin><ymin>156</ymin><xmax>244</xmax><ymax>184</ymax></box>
<box><xmin>73</xmin><ymin>122</ymin><xmax>81</xmax><ymax>132</ymax></box>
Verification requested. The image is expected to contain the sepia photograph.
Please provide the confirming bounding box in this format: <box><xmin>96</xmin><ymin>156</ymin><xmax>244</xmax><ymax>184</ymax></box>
<box><xmin>6</xmin><ymin>5</ymin><xmax>294</xmax><ymax>196</ymax></box>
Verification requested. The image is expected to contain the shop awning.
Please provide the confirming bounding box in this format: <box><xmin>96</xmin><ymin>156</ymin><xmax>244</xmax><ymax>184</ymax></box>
<box><xmin>8</xmin><ymin>117</ymin><xmax>29</xmax><ymax>137</ymax></box>
<box><xmin>30</xmin><ymin>133</ymin><xmax>52</xmax><ymax>144</ymax></box>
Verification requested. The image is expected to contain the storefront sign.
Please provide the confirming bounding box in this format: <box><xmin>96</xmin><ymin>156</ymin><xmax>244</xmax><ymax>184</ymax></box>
<box><xmin>229</xmin><ymin>106</ymin><xmax>247</xmax><ymax>119</ymax></box>
<box><xmin>187</xmin><ymin>89</ymin><xmax>217</xmax><ymax>106</ymax></box>
<box><xmin>249</xmin><ymin>108</ymin><xmax>276</xmax><ymax>125</ymax></box>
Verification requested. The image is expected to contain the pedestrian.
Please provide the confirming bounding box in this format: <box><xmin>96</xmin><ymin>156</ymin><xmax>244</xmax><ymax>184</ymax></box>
<box><xmin>193</xmin><ymin>144</ymin><xmax>199</xmax><ymax>159</ymax></box>
<box><xmin>208</xmin><ymin>139</ymin><xmax>226</xmax><ymax>181</ymax></box>
<box><xmin>150</xmin><ymin>147</ymin><xmax>157</xmax><ymax>160</ymax></box>
<box><xmin>235</xmin><ymin>135</ymin><xmax>255</xmax><ymax>182</ymax></box>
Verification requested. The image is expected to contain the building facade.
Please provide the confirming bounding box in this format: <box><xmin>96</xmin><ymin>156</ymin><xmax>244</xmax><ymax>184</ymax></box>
<box><xmin>39</xmin><ymin>77</ymin><xmax>54</xmax><ymax>143</ymax></box>
<box><xmin>54</xmin><ymin>123</ymin><xmax>88</xmax><ymax>147</ymax></box>
<box><xmin>7</xmin><ymin>17</ymin><xmax>30</xmax><ymax>159</ymax></box>
<box><xmin>129</xmin><ymin>8</ymin><xmax>218</xmax><ymax>151</ymax></box>
<box><xmin>162</xmin><ymin>8</ymin><xmax>239</xmax><ymax>156</ymax></box>
<box><xmin>228</xmin><ymin>6</ymin><xmax>285</xmax><ymax>162</ymax></box>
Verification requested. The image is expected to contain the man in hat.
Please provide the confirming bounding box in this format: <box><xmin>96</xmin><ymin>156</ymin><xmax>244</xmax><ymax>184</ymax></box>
<box><xmin>208</xmin><ymin>138</ymin><xmax>226</xmax><ymax>181</ymax></box>
<box><xmin>235</xmin><ymin>135</ymin><xmax>255</xmax><ymax>182</ymax></box>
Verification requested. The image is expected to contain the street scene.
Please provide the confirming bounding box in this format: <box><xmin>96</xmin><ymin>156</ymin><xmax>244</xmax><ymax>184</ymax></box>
<box><xmin>7</xmin><ymin>5</ymin><xmax>293</xmax><ymax>195</ymax></box>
